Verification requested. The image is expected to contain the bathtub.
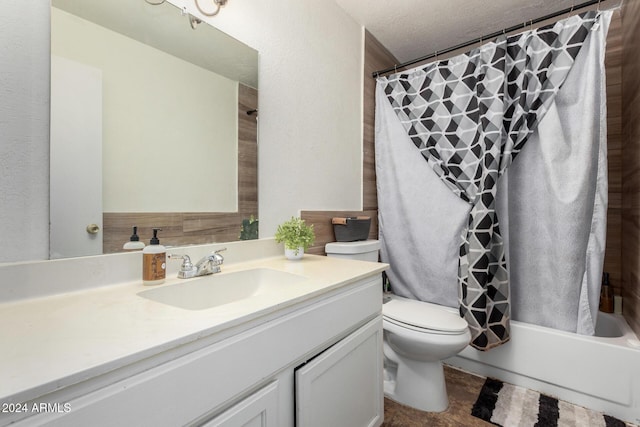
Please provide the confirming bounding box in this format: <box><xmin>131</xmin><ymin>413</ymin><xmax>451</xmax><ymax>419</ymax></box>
<box><xmin>446</xmin><ymin>311</ymin><xmax>640</xmax><ymax>424</ymax></box>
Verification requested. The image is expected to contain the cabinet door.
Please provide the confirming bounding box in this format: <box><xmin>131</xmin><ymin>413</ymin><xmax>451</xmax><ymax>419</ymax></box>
<box><xmin>201</xmin><ymin>381</ymin><xmax>279</xmax><ymax>427</ymax></box>
<box><xmin>295</xmin><ymin>316</ymin><xmax>383</xmax><ymax>427</ymax></box>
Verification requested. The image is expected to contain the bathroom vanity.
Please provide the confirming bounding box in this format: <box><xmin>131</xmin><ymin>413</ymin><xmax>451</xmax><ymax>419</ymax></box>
<box><xmin>0</xmin><ymin>240</ymin><xmax>387</xmax><ymax>426</ymax></box>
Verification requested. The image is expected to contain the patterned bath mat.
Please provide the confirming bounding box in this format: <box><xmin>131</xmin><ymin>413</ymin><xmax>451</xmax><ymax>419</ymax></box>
<box><xmin>471</xmin><ymin>378</ymin><xmax>635</xmax><ymax>426</ymax></box>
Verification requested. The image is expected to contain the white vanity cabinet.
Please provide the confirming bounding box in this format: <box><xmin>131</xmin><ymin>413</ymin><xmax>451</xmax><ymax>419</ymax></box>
<box><xmin>8</xmin><ymin>274</ymin><xmax>383</xmax><ymax>427</ymax></box>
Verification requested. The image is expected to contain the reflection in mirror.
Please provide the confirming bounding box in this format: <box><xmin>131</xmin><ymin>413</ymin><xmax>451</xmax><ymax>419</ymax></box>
<box><xmin>50</xmin><ymin>0</ymin><xmax>258</xmax><ymax>259</ymax></box>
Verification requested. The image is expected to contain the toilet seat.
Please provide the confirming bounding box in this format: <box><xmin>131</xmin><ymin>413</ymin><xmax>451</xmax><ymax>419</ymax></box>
<box><xmin>383</xmin><ymin>296</ymin><xmax>468</xmax><ymax>335</ymax></box>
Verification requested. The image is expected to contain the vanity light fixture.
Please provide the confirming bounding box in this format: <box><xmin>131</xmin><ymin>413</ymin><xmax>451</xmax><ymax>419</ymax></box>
<box><xmin>195</xmin><ymin>0</ymin><xmax>227</xmax><ymax>17</ymax></box>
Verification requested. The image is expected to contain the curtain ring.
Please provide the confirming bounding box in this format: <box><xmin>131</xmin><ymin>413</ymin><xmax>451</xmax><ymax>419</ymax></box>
<box><xmin>194</xmin><ymin>0</ymin><xmax>226</xmax><ymax>17</ymax></box>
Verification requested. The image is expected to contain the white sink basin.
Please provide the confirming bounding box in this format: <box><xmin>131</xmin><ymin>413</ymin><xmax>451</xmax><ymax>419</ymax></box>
<box><xmin>138</xmin><ymin>268</ymin><xmax>308</xmax><ymax>310</ymax></box>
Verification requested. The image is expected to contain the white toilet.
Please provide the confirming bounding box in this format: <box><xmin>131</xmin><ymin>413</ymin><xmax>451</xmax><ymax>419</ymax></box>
<box><xmin>325</xmin><ymin>240</ymin><xmax>471</xmax><ymax>413</ymax></box>
<box><xmin>382</xmin><ymin>295</ymin><xmax>470</xmax><ymax>412</ymax></box>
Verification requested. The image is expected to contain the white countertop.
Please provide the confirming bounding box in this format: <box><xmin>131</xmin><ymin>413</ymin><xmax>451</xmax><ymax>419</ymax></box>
<box><xmin>0</xmin><ymin>254</ymin><xmax>387</xmax><ymax>405</ymax></box>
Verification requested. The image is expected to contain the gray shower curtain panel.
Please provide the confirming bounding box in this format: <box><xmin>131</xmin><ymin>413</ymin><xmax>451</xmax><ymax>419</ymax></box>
<box><xmin>377</xmin><ymin>11</ymin><xmax>609</xmax><ymax>350</ymax></box>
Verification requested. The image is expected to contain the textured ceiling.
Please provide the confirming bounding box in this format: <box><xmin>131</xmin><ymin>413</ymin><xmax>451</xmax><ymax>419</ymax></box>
<box><xmin>334</xmin><ymin>0</ymin><xmax>612</xmax><ymax>64</ymax></box>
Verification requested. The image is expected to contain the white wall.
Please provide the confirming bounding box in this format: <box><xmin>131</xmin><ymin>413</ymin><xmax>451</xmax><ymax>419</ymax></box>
<box><xmin>0</xmin><ymin>2</ymin><xmax>50</xmax><ymax>263</ymax></box>
<box><xmin>168</xmin><ymin>0</ymin><xmax>364</xmax><ymax>236</ymax></box>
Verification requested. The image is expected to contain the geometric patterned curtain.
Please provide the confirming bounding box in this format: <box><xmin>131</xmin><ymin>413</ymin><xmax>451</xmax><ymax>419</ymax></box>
<box><xmin>380</xmin><ymin>11</ymin><xmax>602</xmax><ymax>350</ymax></box>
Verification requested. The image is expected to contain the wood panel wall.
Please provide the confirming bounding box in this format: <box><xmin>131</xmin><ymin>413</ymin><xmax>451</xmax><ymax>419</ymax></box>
<box><xmin>103</xmin><ymin>84</ymin><xmax>258</xmax><ymax>253</ymax></box>
<box><xmin>605</xmin><ymin>11</ymin><xmax>623</xmax><ymax>297</ymax></box>
<box><xmin>301</xmin><ymin>30</ymin><xmax>397</xmax><ymax>255</ymax></box>
<box><xmin>621</xmin><ymin>0</ymin><xmax>640</xmax><ymax>336</ymax></box>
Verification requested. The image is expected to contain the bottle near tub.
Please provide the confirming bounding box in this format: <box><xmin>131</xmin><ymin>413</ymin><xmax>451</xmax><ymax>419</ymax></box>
<box><xmin>614</xmin><ymin>294</ymin><xmax>623</xmax><ymax>315</ymax></box>
<box><xmin>599</xmin><ymin>272</ymin><xmax>614</xmax><ymax>313</ymax></box>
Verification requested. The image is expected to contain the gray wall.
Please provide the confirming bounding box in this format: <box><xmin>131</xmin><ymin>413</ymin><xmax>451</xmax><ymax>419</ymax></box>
<box><xmin>0</xmin><ymin>2</ymin><xmax>50</xmax><ymax>262</ymax></box>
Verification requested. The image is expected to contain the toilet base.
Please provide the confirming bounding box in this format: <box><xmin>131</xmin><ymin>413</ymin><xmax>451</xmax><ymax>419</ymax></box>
<box><xmin>383</xmin><ymin>358</ymin><xmax>449</xmax><ymax>412</ymax></box>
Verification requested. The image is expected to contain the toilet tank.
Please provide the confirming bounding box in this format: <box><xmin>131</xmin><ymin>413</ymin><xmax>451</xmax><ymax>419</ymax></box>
<box><xmin>325</xmin><ymin>240</ymin><xmax>380</xmax><ymax>262</ymax></box>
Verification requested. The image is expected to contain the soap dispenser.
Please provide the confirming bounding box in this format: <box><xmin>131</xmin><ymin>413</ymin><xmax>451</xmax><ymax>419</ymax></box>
<box><xmin>123</xmin><ymin>226</ymin><xmax>145</xmax><ymax>251</ymax></box>
<box><xmin>142</xmin><ymin>228</ymin><xmax>166</xmax><ymax>285</ymax></box>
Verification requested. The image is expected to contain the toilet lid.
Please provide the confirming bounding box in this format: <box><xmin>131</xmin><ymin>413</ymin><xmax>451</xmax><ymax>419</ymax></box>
<box><xmin>383</xmin><ymin>297</ymin><xmax>468</xmax><ymax>333</ymax></box>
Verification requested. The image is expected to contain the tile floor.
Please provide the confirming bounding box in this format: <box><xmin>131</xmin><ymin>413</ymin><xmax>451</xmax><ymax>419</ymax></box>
<box><xmin>381</xmin><ymin>365</ymin><xmax>493</xmax><ymax>427</ymax></box>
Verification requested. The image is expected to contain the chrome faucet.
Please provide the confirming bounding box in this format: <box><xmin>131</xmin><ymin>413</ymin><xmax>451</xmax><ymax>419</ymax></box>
<box><xmin>168</xmin><ymin>248</ymin><xmax>226</xmax><ymax>279</ymax></box>
<box><xmin>194</xmin><ymin>248</ymin><xmax>226</xmax><ymax>276</ymax></box>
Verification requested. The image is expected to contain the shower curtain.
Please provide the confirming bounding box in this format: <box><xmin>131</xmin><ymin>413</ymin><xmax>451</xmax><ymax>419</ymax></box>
<box><xmin>376</xmin><ymin>11</ymin><xmax>611</xmax><ymax>350</ymax></box>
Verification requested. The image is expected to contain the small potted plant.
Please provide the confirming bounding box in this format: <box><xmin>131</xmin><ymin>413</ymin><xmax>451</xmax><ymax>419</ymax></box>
<box><xmin>274</xmin><ymin>216</ymin><xmax>315</xmax><ymax>260</ymax></box>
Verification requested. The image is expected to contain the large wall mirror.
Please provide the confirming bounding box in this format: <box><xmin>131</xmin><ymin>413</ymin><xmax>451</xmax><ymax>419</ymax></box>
<box><xmin>50</xmin><ymin>0</ymin><xmax>258</xmax><ymax>259</ymax></box>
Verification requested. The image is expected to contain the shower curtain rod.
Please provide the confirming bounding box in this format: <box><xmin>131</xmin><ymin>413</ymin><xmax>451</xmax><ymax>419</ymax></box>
<box><xmin>372</xmin><ymin>0</ymin><xmax>607</xmax><ymax>78</ymax></box>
